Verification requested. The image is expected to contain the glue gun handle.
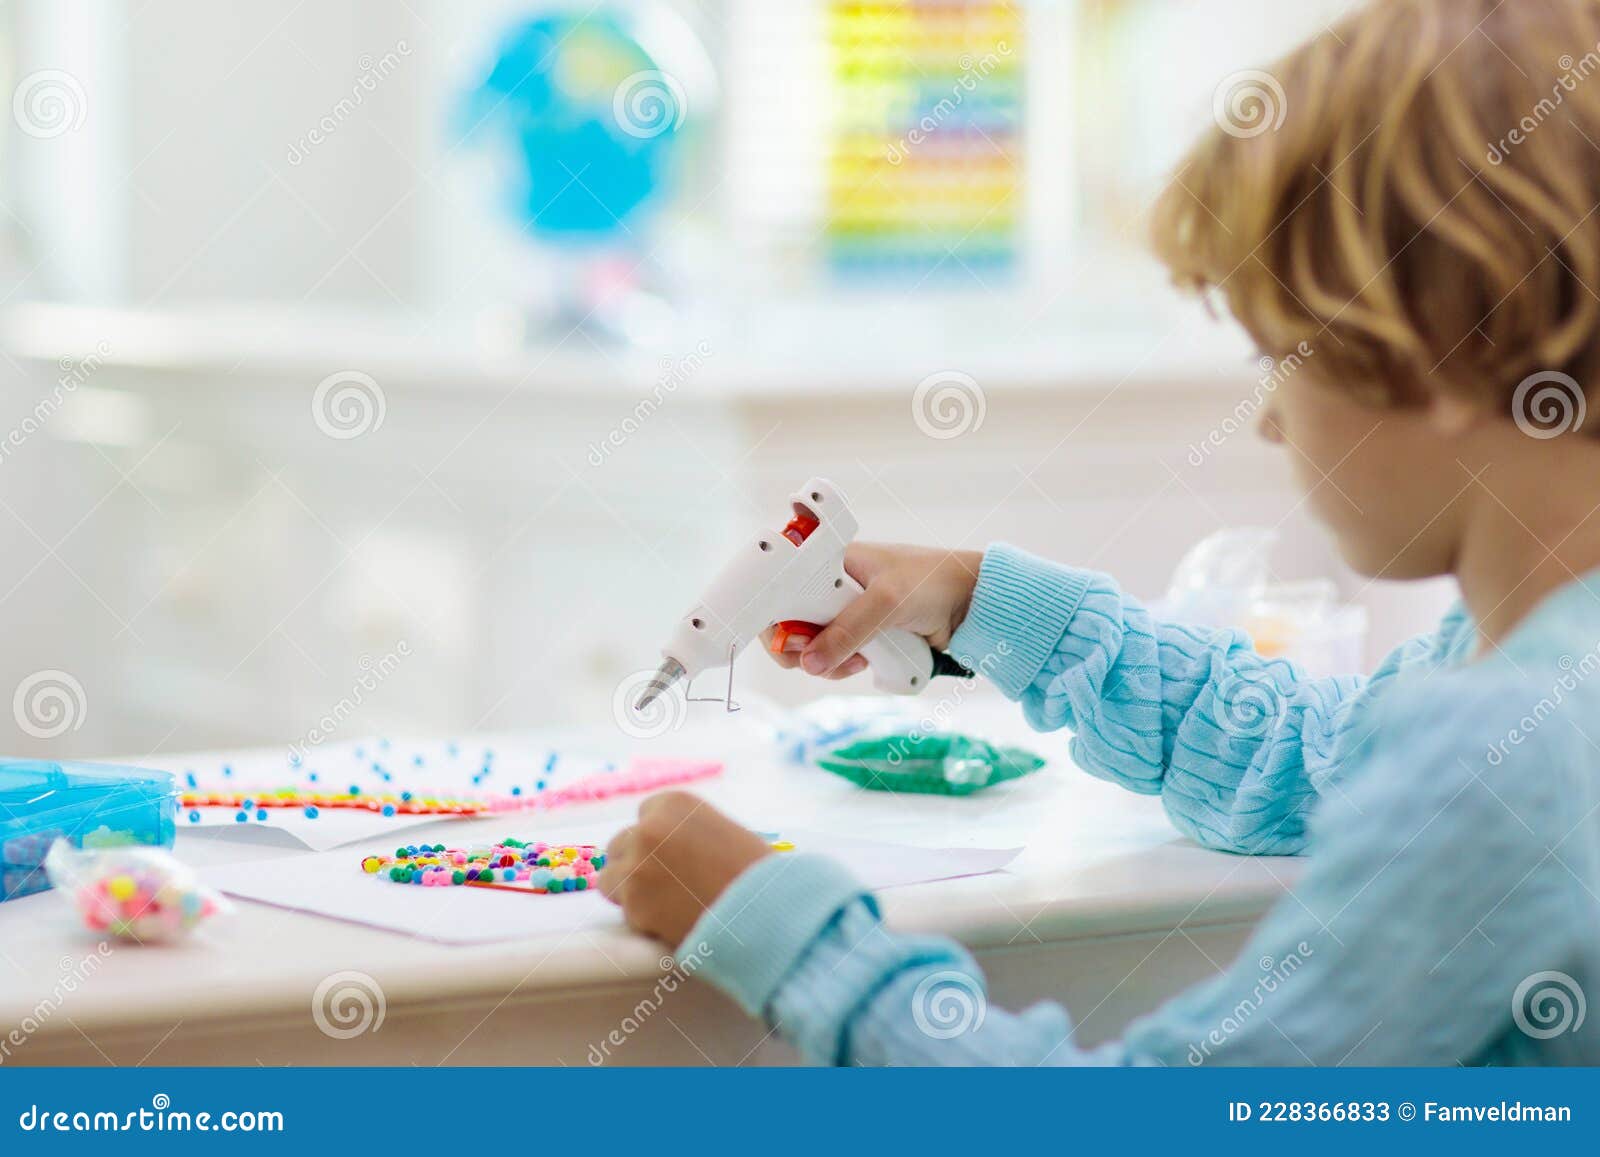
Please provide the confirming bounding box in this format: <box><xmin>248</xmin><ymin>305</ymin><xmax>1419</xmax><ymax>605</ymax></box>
<box><xmin>860</xmin><ymin>628</ymin><xmax>935</xmax><ymax>695</ymax></box>
<box><xmin>825</xmin><ymin>572</ymin><xmax>932</xmax><ymax>696</ymax></box>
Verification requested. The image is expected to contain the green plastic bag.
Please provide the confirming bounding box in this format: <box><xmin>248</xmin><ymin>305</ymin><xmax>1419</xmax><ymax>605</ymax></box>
<box><xmin>815</xmin><ymin>733</ymin><xmax>1046</xmax><ymax>796</ymax></box>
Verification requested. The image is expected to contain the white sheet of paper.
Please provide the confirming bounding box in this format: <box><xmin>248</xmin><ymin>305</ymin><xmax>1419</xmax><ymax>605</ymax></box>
<box><xmin>181</xmin><ymin>808</ymin><xmax>482</xmax><ymax>852</ymax></box>
<box><xmin>204</xmin><ymin>827</ymin><xmax>1022</xmax><ymax>945</ymax></box>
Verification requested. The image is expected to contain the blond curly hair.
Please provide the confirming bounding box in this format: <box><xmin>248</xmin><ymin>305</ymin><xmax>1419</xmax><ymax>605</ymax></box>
<box><xmin>1153</xmin><ymin>0</ymin><xmax>1600</xmax><ymax>427</ymax></box>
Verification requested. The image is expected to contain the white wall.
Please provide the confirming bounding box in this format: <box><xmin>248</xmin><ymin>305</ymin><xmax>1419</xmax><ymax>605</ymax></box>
<box><xmin>126</xmin><ymin>0</ymin><xmax>424</xmax><ymax>308</ymax></box>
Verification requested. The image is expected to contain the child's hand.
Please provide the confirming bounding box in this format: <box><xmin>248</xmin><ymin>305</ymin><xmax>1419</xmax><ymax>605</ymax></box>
<box><xmin>596</xmin><ymin>792</ymin><xmax>772</xmax><ymax>946</ymax></box>
<box><xmin>767</xmin><ymin>543</ymin><xmax>984</xmax><ymax>679</ymax></box>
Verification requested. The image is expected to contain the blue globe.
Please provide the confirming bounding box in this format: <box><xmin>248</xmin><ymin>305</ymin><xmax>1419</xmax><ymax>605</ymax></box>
<box><xmin>463</xmin><ymin>12</ymin><xmax>687</xmax><ymax>241</ymax></box>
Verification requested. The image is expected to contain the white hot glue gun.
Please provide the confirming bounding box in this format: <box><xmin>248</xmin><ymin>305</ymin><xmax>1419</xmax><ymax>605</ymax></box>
<box><xmin>635</xmin><ymin>477</ymin><xmax>972</xmax><ymax>712</ymax></box>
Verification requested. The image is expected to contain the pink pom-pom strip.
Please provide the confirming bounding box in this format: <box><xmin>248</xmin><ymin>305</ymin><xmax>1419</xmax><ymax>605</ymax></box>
<box><xmin>478</xmin><ymin>757</ymin><xmax>723</xmax><ymax>813</ymax></box>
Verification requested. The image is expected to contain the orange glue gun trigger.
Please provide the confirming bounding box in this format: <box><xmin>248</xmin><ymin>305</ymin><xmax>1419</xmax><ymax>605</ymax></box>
<box><xmin>769</xmin><ymin>620</ymin><xmax>822</xmax><ymax>655</ymax></box>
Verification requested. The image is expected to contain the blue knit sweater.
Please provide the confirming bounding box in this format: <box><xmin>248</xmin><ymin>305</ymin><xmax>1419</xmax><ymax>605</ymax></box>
<box><xmin>682</xmin><ymin>545</ymin><xmax>1600</xmax><ymax>1065</ymax></box>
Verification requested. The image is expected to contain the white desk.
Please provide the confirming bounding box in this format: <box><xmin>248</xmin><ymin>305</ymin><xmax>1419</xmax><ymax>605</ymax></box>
<box><xmin>0</xmin><ymin>711</ymin><xmax>1301</xmax><ymax>1066</ymax></box>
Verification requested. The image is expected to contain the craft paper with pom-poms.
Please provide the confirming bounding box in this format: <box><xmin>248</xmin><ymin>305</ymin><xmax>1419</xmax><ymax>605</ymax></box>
<box><xmin>159</xmin><ymin>737</ymin><xmax>719</xmax><ymax>852</ymax></box>
<box><xmin>202</xmin><ymin>827</ymin><xmax>1021</xmax><ymax>944</ymax></box>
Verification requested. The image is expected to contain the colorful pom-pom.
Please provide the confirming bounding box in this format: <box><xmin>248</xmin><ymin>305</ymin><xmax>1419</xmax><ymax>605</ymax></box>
<box><xmin>360</xmin><ymin>839</ymin><xmax>605</xmax><ymax>896</ymax></box>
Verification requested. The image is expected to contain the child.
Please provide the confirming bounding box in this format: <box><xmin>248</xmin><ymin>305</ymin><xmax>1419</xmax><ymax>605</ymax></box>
<box><xmin>598</xmin><ymin>0</ymin><xmax>1600</xmax><ymax>1064</ymax></box>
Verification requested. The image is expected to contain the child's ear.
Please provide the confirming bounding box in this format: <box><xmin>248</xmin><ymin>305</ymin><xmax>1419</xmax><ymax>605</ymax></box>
<box><xmin>1424</xmin><ymin>390</ymin><xmax>1484</xmax><ymax>438</ymax></box>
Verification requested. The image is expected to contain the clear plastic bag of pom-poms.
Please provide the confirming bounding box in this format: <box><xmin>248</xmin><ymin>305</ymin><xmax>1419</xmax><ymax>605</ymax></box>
<box><xmin>44</xmin><ymin>840</ymin><xmax>231</xmax><ymax>942</ymax></box>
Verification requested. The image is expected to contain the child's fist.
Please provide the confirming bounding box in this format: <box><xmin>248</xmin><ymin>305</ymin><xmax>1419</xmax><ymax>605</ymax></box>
<box><xmin>596</xmin><ymin>792</ymin><xmax>772</xmax><ymax>946</ymax></box>
<box><xmin>764</xmin><ymin>543</ymin><xmax>984</xmax><ymax>679</ymax></box>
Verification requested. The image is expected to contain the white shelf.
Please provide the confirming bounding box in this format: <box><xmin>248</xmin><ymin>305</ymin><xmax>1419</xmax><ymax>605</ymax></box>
<box><xmin>1</xmin><ymin>293</ymin><xmax>1258</xmax><ymax>400</ymax></box>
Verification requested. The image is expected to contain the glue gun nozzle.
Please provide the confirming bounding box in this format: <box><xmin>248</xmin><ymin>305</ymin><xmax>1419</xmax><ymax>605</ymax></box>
<box><xmin>636</xmin><ymin>659</ymin><xmax>687</xmax><ymax>712</ymax></box>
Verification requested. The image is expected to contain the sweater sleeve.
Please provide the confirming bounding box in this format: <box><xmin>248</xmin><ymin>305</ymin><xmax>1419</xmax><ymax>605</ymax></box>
<box><xmin>947</xmin><ymin>545</ymin><xmax>1368</xmax><ymax>855</ymax></box>
<box><xmin>684</xmin><ymin>672</ymin><xmax>1585</xmax><ymax>1066</ymax></box>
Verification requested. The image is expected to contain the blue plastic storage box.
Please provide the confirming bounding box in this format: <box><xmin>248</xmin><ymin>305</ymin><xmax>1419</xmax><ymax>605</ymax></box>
<box><xmin>0</xmin><ymin>760</ymin><xmax>177</xmax><ymax>901</ymax></box>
